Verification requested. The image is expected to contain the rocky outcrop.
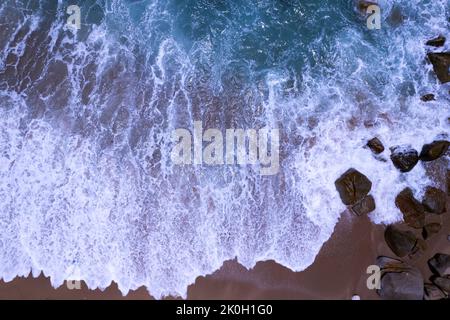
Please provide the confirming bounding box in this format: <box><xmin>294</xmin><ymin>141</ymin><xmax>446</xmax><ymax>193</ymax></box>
<box><xmin>428</xmin><ymin>254</ymin><xmax>450</xmax><ymax>277</ymax></box>
<box><xmin>426</xmin><ymin>35</ymin><xmax>446</xmax><ymax>47</ymax></box>
<box><xmin>432</xmin><ymin>277</ymin><xmax>450</xmax><ymax>293</ymax></box>
<box><xmin>366</xmin><ymin>137</ymin><xmax>384</xmax><ymax>154</ymax></box>
<box><xmin>384</xmin><ymin>225</ymin><xmax>418</xmax><ymax>257</ymax></box>
<box><xmin>376</xmin><ymin>257</ymin><xmax>424</xmax><ymax>300</ymax></box>
<box><xmin>427</xmin><ymin>52</ymin><xmax>450</xmax><ymax>83</ymax></box>
<box><xmin>390</xmin><ymin>145</ymin><xmax>419</xmax><ymax>172</ymax></box>
<box><xmin>422</xmin><ymin>186</ymin><xmax>447</xmax><ymax>214</ymax></box>
<box><xmin>351</xmin><ymin>194</ymin><xmax>376</xmax><ymax>216</ymax></box>
<box><xmin>422</xmin><ymin>223</ymin><xmax>442</xmax><ymax>240</ymax></box>
<box><xmin>335</xmin><ymin>168</ymin><xmax>372</xmax><ymax>205</ymax></box>
<box><xmin>395</xmin><ymin>188</ymin><xmax>426</xmax><ymax>229</ymax></box>
<box><xmin>420</xmin><ymin>94</ymin><xmax>435</xmax><ymax>102</ymax></box>
<box><xmin>424</xmin><ymin>283</ymin><xmax>447</xmax><ymax>300</ymax></box>
<box><xmin>419</xmin><ymin>140</ymin><xmax>449</xmax><ymax>161</ymax></box>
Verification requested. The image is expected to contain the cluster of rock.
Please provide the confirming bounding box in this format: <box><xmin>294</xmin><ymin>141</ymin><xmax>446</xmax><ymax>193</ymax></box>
<box><xmin>375</xmin><ymin>254</ymin><xmax>450</xmax><ymax>300</ymax></box>
<box><xmin>334</xmin><ymin>134</ymin><xmax>449</xmax><ymax>299</ymax></box>
<box><xmin>421</xmin><ymin>35</ymin><xmax>449</xmax><ymax>100</ymax></box>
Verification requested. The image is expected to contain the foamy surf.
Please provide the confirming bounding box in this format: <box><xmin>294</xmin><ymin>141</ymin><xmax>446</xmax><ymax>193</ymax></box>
<box><xmin>0</xmin><ymin>0</ymin><xmax>449</xmax><ymax>298</ymax></box>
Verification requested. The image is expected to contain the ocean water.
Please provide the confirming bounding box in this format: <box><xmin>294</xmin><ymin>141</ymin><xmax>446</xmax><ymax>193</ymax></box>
<box><xmin>0</xmin><ymin>0</ymin><xmax>449</xmax><ymax>298</ymax></box>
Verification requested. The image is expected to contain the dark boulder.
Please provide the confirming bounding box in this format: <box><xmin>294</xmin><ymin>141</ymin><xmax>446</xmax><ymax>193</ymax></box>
<box><xmin>384</xmin><ymin>225</ymin><xmax>418</xmax><ymax>257</ymax></box>
<box><xmin>378</xmin><ymin>263</ymin><xmax>424</xmax><ymax>300</ymax></box>
<box><xmin>419</xmin><ymin>140</ymin><xmax>449</xmax><ymax>161</ymax></box>
<box><xmin>432</xmin><ymin>277</ymin><xmax>450</xmax><ymax>293</ymax></box>
<box><xmin>351</xmin><ymin>195</ymin><xmax>376</xmax><ymax>216</ymax></box>
<box><xmin>366</xmin><ymin>137</ymin><xmax>385</xmax><ymax>154</ymax></box>
<box><xmin>420</xmin><ymin>94</ymin><xmax>435</xmax><ymax>102</ymax></box>
<box><xmin>422</xmin><ymin>186</ymin><xmax>447</xmax><ymax>214</ymax></box>
<box><xmin>390</xmin><ymin>145</ymin><xmax>419</xmax><ymax>172</ymax></box>
<box><xmin>426</xmin><ymin>35</ymin><xmax>446</xmax><ymax>47</ymax></box>
<box><xmin>335</xmin><ymin>168</ymin><xmax>372</xmax><ymax>205</ymax></box>
<box><xmin>427</xmin><ymin>52</ymin><xmax>450</xmax><ymax>84</ymax></box>
<box><xmin>424</xmin><ymin>283</ymin><xmax>447</xmax><ymax>300</ymax></box>
<box><xmin>428</xmin><ymin>254</ymin><xmax>450</xmax><ymax>277</ymax></box>
<box><xmin>395</xmin><ymin>188</ymin><xmax>426</xmax><ymax>229</ymax></box>
<box><xmin>422</xmin><ymin>223</ymin><xmax>442</xmax><ymax>240</ymax></box>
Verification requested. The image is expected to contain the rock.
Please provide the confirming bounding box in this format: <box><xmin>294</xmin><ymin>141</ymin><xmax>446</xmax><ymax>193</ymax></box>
<box><xmin>366</xmin><ymin>137</ymin><xmax>385</xmax><ymax>154</ymax></box>
<box><xmin>447</xmin><ymin>170</ymin><xmax>450</xmax><ymax>195</ymax></box>
<box><xmin>427</xmin><ymin>52</ymin><xmax>450</xmax><ymax>84</ymax></box>
<box><xmin>395</xmin><ymin>188</ymin><xmax>426</xmax><ymax>229</ymax></box>
<box><xmin>420</xmin><ymin>94</ymin><xmax>435</xmax><ymax>102</ymax></box>
<box><xmin>428</xmin><ymin>254</ymin><xmax>450</xmax><ymax>277</ymax></box>
<box><xmin>419</xmin><ymin>140</ymin><xmax>449</xmax><ymax>161</ymax></box>
<box><xmin>426</xmin><ymin>35</ymin><xmax>446</xmax><ymax>48</ymax></box>
<box><xmin>426</xmin><ymin>35</ymin><xmax>446</xmax><ymax>47</ymax></box>
<box><xmin>390</xmin><ymin>145</ymin><xmax>419</xmax><ymax>172</ymax></box>
<box><xmin>376</xmin><ymin>256</ymin><xmax>403</xmax><ymax>269</ymax></box>
<box><xmin>384</xmin><ymin>225</ymin><xmax>418</xmax><ymax>257</ymax></box>
<box><xmin>378</xmin><ymin>263</ymin><xmax>424</xmax><ymax>300</ymax></box>
<box><xmin>335</xmin><ymin>168</ymin><xmax>372</xmax><ymax>205</ymax></box>
<box><xmin>432</xmin><ymin>277</ymin><xmax>450</xmax><ymax>293</ymax></box>
<box><xmin>357</xmin><ymin>0</ymin><xmax>378</xmax><ymax>12</ymax></box>
<box><xmin>422</xmin><ymin>186</ymin><xmax>447</xmax><ymax>214</ymax></box>
<box><xmin>422</xmin><ymin>223</ymin><xmax>442</xmax><ymax>239</ymax></box>
<box><xmin>387</xmin><ymin>6</ymin><xmax>404</xmax><ymax>27</ymax></box>
<box><xmin>351</xmin><ymin>195</ymin><xmax>376</xmax><ymax>216</ymax></box>
<box><xmin>424</xmin><ymin>283</ymin><xmax>447</xmax><ymax>300</ymax></box>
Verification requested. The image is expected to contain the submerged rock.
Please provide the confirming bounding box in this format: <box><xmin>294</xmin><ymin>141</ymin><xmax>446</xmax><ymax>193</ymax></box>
<box><xmin>427</xmin><ymin>52</ymin><xmax>450</xmax><ymax>83</ymax></box>
<box><xmin>422</xmin><ymin>223</ymin><xmax>441</xmax><ymax>239</ymax></box>
<box><xmin>356</xmin><ymin>0</ymin><xmax>378</xmax><ymax>12</ymax></box>
<box><xmin>428</xmin><ymin>254</ymin><xmax>450</xmax><ymax>277</ymax></box>
<box><xmin>366</xmin><ymin>137</ymin><xmax>385</xmax><ymax>154</ymax></box>
<box><xmin>424</xmin><ymin>283</ymin><xmax>447</xmax><ymax>300</ymax></box>
<box><xmin>384</xmin><ymin>225</ymin><xmax>418</xmax><ymax>257</ymax></box>
<box><xmin>419</xmin><ymin>140</ymin><xmax>449</xmax><ymax>161</ymax></box>
<box><xmin>387</xmin><ymin>6</ymin><xmax>404</xmax><ymax>27</ymax></box>
<box><xmin>378</xmin><ymin>262</ymin><xmax>424</xmax><ymax>300</ymax></box>
<box><xmin>351</xmin><ymin>195</ymin><xmax>376</xmax><ymax>216</ymax></box>
<box><xmin>420</xmin><ymin>94</ymin><xmax>435</xmax><ymax>102</ymax></box>
<box><xmin>395</xmin><ymin>188</ymin><xmax>426</xmax><ymax>229</ymax></box>
<box><xmin>422</xmin><ymin>186</ymin><xmax>447</xmax><ymax>214</ymax></box>
<box><xmin>426</xmin><ymin>35</ymin><xmax>446</xmax><ymax>47</ymax></box>
<box><xmin>335</xmin><ymin>168</ymin><xmax>372</xmax><ymax>205</ymax></box>
<box><xmin>432</xmin><ymin>277</ymin><xmax>450</xmax><ymax>293</ymax></box>
<box><xmin>390</xmin><ymin>145</ymin><xmax>419</xmax><ymax>172</ymax></box>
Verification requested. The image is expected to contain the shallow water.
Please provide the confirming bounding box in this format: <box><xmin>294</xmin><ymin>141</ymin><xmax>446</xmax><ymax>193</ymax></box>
<box><xmin>0</xmin><ymin>0</ymin><xmax>449</xmax><ymax>298</ymax></box>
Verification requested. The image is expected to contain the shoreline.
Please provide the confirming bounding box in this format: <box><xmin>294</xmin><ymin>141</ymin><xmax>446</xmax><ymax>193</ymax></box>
<box><xmin>1</xmin><ymin>198</ymin><xmax>448</xmax><ymax>299</ymax></box>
